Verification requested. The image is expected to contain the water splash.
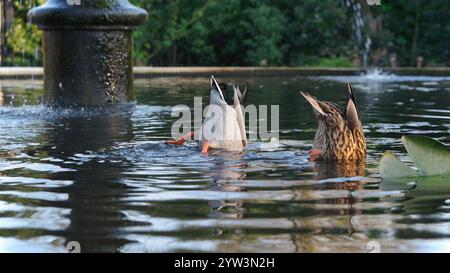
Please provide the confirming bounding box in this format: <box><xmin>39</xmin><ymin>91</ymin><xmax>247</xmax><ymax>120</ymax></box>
<box><xmin>314</xmin><ymin>68</ymin><xmax>450</xmax><ymax>84</ymax></box>
<box><xmin>344</xmin><ymin>0</ymin><xmax>372</xmax><ymax>67</ymax></box>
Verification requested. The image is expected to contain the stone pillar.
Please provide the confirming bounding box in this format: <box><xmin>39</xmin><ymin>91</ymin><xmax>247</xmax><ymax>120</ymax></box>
<box><xmin>28</xmin><ymin>0</ymin><xmax>147</xmax><ymax>106</ymax></box>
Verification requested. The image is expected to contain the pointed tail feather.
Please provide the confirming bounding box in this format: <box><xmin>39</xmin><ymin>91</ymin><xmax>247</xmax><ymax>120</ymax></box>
<box><xmin>211</xmin><ymin>75</ymin><xmax>225</xmax><ymax>102</ymax></box>
<box><xmin>239</xmin><ymin>81</ymin><xmax>249</xmax><ymax>105</ymax></box>
<box><xmin>347</xmin><ymin>83</ymin><xmax>358</xmax><ymax>112</ymax></box>
<box><xmin>346</xmin><ymin>83</ymin><xmax>361</xmax><ymax>129</ymax></box>
<box><xmin>300</xmin><ymin>91</ymin><xmax>327</xmax><ymax>116</ymax></box>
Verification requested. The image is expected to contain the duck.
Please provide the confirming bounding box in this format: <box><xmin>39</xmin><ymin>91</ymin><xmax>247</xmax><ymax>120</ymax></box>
<box><xmin>300</xmin><ymin>84</ymin><xmax>366</xmax><ymax>161</ymax></box>
<box><xmin>166</xmin><ymin>76</ymin><xmax>249</xmax><ymax>154</ymax></box>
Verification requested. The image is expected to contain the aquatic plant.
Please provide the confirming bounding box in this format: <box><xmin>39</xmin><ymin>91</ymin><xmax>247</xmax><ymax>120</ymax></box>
<box><xmin>380</xmin><ymin>135</ymin><xmax>450</xmax><ymax>178</ymax></box>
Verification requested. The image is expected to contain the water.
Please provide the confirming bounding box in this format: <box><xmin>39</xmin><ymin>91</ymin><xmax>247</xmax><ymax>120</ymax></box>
<box><xmin>345</xmin><ymin>0</ymin><xmax>372</xmax><ymax>67</ymax></box>
<box><xmin>0</xmin><ymin>72</ymin><xmax>450</xmax><ymax>253</ymax></box>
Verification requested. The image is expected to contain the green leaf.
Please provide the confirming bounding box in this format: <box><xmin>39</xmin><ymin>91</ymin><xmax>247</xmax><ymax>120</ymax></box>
<box><xmin>380</xmin><ymin>151</ymin><xmax>417</xmax><ymax>179</ymax></box>
<box><xmin>381</xmin><ymin>176</ymin><xmax>450</xmax><ymax>215</ymax></box>
<box><xmin>379</xmin><ymin>177</ymin><xmax>416</xmax><ymax>191</ymax></box>
<box><xmin>402</xmin><ymin>136</ymin><xmax>450</xmax><ymax>176</ymax></box>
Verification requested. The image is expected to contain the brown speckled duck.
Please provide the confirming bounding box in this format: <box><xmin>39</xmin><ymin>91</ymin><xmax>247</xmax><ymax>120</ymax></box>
<box><xmin>301</xmin><ymin>84</ymin><xmax>366</xmax><ymax>161</ymax></box>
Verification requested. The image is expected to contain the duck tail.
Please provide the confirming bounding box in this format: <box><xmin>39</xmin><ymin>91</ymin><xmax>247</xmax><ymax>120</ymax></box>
<box><xmin>211</xmin><ymin>75</ymin><xmax>225</xmax><ymax>101</ymax></box>
<box><xmin>239</xmin><ymin>81</ymin><xmax>250</xmax><ymax>105</ymax></box>
<box><xmin>300</xmin><ymin>91</ymin><xmax>327</xmax><ymax>116</ymax></box>
<box><xmin>346</xmin><ymin>83</ymin><xmax>361</xmax><ymax>129</ymax></box>
<box><xmin>347</xmin><ymin>83</ymin><xmax>358</xmax><ymax>111</ymax></box>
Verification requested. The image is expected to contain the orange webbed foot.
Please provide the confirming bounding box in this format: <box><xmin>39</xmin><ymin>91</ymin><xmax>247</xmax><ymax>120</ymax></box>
<box><xmin>201</xmin><ymin>141</ymin><xmax>210</xmax><ymax>155</ymax></box>
<box><xmin>166</xmin><ymin>138</ymin><xmax>186</xmax><ymax>145</ymax></box>
<box><xmin>309</xmin><ymin>149</ymin><xmax>321</xmax><ymax>162</ymax></box>
<box><xmin>166</xmin><ymin>131</ymin><xmax>195</xmax><ymax>146</ymax></box>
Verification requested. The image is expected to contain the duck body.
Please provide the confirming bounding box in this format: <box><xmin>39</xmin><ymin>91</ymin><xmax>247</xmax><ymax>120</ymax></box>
<box><xmin>301</xmin><ymin>84</ymin><xmax>366</xmax><ymax>161</ymax></box>
<box><xmin>199</xmin><ymin>76</ymin><xmax>247</xmax><ymax>152</ymax></box>
<box><xmin>167</xmin><ymin>76</ymin><xmax>248</xmax><ymax>154</ymax></box>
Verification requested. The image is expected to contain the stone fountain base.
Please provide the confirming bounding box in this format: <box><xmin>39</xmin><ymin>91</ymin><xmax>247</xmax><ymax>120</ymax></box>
<box><xmin>43</xmin><ymin>30</ymin><xmax>134</xmax><ymax>106</ymax></box>
<box><xmin>28</xmin><ymin>0</ymin><xmax>147</xmax><ymax>107</ymax></box>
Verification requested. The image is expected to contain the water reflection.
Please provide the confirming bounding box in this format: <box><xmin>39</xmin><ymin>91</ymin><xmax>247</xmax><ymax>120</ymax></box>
<box><xmin>381</xmin><ymin>176</ymin><xmax>450</xmax><ymax>215</ymax></box>
<box><xmin>37</xmin><ymin>113</ymin><xmax>134</xmax><ymax>252</ymax></box>
<box><xmin>206</xmin><ymin>152</ymin><xmax>246</xmax><ymax>220</ymax></box>
<box><xmin>379</xmin><ymin>176</ymin><xmax>450</xmax><ymax>250</ymax></box>
<box><xmin>313</xmin><ymin>160</ymin><xmax>366</xmax><ymax>179</ymax></box>
<box><xmin>311</xmin><ymin>160</ymin><xmax>367</xmax><ymax>238</ymax></box>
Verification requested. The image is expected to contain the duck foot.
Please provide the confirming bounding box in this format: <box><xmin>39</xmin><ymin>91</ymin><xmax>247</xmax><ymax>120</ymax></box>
<box><xmin>202</xmin><ymin>141</ymin><xmax>210</xmax><ymax>154</ymax></box>
<box><xmin>166</xmin><ymin>131</ymin><xmax>195</xmax><ymax>145</ymax></box>
<box><xmin>309</xmin><ymin>149</ymin><xmax>321</xmax><ymax>161</ymax></box>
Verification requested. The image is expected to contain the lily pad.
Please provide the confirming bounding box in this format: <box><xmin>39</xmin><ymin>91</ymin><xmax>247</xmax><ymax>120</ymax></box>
<box><xmin>380</xmin><ymin>151</ymin><xmax>417</xmax><ymax>179</ymax></box>
<box><xmin>402</xmin><ymin>136</ymin><xmax>450</xmax><ymax>176</ymax></box>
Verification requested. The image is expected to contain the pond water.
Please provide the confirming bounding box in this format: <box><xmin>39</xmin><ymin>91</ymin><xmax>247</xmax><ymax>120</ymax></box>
<box><xmin>0</xmin><ymin>72</ymin><xmax>450</xmax><ymax>253</ymax></box>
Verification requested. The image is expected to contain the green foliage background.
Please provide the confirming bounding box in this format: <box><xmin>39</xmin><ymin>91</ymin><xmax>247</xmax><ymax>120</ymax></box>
<box><xmin>3</xmin><ymin>0</ymin><xmax>44</xmax><ymax>65</ymax></box>
<box><xmin>4</xmin><ymin>0</ymin><xmax>450</xmax><ymax>67</ymax></box>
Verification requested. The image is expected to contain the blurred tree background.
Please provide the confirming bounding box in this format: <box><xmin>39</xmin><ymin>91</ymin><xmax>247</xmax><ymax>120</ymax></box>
<box><xmin>1</xmin><ymin>0</ymin><xmax>44</xmax><ymax>66</ymax></box>
<box><xmin>1</xmin><ymin>0</ymin><xmax>449</xmax><ymax>67</ymax></box>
